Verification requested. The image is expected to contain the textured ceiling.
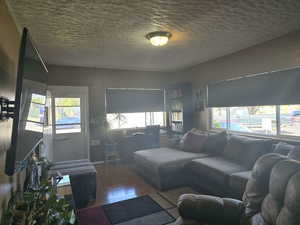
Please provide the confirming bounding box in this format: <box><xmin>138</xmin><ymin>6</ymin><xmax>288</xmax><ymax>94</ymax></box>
<box><xmin>7</xmin><ymin>0</ymin><xmax>300</xmax><ymax>72</ymax></box>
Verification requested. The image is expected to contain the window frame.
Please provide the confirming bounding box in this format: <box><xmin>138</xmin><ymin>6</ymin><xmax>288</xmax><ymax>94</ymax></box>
<box><xmin>106</xmin><ymin>111</ymin><xmax>166</xmax><ymax>130</ymax></box>
<box><xmin>209</xmin><ymin>105</ymin><xmax>300</xmax><ymax>141</ymax></box>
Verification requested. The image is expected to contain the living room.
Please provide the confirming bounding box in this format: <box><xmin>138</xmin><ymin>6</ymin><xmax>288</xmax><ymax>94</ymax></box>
<box><xmin>1</xmin><ymin>0</ymin><xmax>300</xmax><ymax>225</ymax></box>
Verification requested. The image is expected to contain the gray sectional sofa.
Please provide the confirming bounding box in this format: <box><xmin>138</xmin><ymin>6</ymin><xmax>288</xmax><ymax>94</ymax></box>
<box><xmin>134</xmin><ymin>130</ymin><xmax>300</xmax><ymax>199</ymax></box>
<box><xmin>134</xmin><ymin>148</ymin><xmax>211</xmax><ymax>190</ymax></box>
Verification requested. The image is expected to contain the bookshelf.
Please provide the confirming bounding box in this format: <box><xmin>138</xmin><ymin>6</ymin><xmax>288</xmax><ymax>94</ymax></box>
<box><xmin>166</xmin><ymin>83</ymin><xmax>193</xmax><ymax>135</ymax></box>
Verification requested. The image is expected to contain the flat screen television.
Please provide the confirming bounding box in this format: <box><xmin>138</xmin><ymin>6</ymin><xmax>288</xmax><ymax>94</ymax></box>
<box><xmin>5</xmin><ymin>28</ymin><xmax>48</xmax><ymax>176</ymax></box>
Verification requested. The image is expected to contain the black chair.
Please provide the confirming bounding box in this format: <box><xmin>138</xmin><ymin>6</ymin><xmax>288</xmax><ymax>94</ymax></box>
<box><xmin>118</xmin><ymin>126</ymin><xmax>161</xmax><ymax>163</ymax></box>
<box><xmin>143</xmin><ymin>125</ymin><xmax>160</xmax><ymax>149</ymax></box>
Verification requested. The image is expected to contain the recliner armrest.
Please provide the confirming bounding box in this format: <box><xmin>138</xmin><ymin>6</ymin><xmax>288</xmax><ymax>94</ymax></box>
<box><xmin>177</xmin><ymin>194</ymin><xmax>243</xmax><ymax>225</ymax></box>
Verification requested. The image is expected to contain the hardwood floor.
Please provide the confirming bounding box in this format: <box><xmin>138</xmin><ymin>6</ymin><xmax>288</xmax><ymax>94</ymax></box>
<box><xmin>58</xmin><ymin>162</ymin><xmax>157</xmax><ymax>207</ymax></box>
<box><xmin>95</xmin><ymin>163</ymin><xmax>157</xmax><ymax>205</ymax></box>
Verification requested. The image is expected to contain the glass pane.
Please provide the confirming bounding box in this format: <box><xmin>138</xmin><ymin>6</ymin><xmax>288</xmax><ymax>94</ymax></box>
<box><xmin>27</xmin><ymin>103</ymin><xmax>45</xmax><ymax>123</ymax></box>
<box><xmin>153</xmin><ymin>112</ymin><xmax>165</xmax><ymax>126</ymax></box>
<box><xmin>171</xmin><ymin>112</ymin><xmax>182</xmax><ymax>121</ymax></box>
<box><xmin>55</xmin><ymin>98</ymin><xmax>80</xmax><ymax>107</ymax></box>
<box><xmin>230</xmin><ymin>106</ymin><xmax>276</xmax><ymax>135</ymax></box>
<box><xmin>280</xmin><ymin>105</ymin><xmax>300</xmax><ymax>136</ymax></box>
<box><xmin>55</xmin><ymin>107</ymin><xmax>81</xmax><ymax>125</ymax></box>
<box><xmin>25</xmin><ymin>121</ymin><xmax>43</xmax><ymax>132</ymax></box>
<box><xmin>119</xmin><ymin>113</ymin><xmax>145</xmax><ymax>129</ymax></box>
<box><xmin>31</xmin><ymin>93</ymin><xmax>46</xmax><ymax>104</ymax></box>
<box><xmin>211</xmin><ymin>108</ymin><xmax>227</xmax><ymax>129</ymax></box>
<box><xmin>107</xmin><ymin>113</ymin><xmax>120</xmax><ymax>129</ymax></box>
<box><xmin>146</xmin><ymin>112</ymin><xmax>151</xmax><ymax>126</ymax></box>
<box><xmin>56</xmin><ymin>124</ymin><xmax>81</xmax><ymax>134</ymax></box>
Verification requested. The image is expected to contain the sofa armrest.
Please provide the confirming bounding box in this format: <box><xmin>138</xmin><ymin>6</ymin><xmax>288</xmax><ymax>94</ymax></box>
<box><xmin>177</xmin><ymin>194</ymin><xmax>243</xmax><ymax>225</ymax></box>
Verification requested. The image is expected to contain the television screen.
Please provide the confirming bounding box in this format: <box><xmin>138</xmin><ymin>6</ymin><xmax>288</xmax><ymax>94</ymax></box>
<box><xmin>5</xmin><ymin>28</ymin><xmax>48</xmax><ymax>175</ymax></box>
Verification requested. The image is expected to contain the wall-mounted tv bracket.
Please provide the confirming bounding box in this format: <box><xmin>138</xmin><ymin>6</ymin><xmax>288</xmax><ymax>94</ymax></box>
<box><xmin>0</xmin><ymin>97</ymin><xmax>15</xmax><ymax>120</ymax></box>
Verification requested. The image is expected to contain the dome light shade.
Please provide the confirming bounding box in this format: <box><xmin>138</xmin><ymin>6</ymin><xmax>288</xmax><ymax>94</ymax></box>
<box><xmin>146</xmin><ymin>31</ymin><xmax>172</xmax><ymax>47</ymax></box>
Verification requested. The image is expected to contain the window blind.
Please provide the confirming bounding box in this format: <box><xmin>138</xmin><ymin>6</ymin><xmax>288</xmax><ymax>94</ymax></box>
<box><xmin>106</xmin><ymin>89</ymin><xmax>164</xmax><ymax>113</ymax></box>
<box><xmin>207</xmin><ymin>67</ymin><xmax>300</xmax><ymax>107</ymax></box>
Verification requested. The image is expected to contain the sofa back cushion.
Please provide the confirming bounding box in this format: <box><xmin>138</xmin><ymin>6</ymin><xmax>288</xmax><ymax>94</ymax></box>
<box><xmin>288</xmin><ymin>146</ymin><xmax>300</xmax><ymax>161</ymax></box>
<box><xmin>273</xmin><ymin>141</ymin><xmax>295</xmax><ymax>156</ymax></box>
<box><xmin>223</xmin><ymin>135</ymin><xmax>273</xmax><ymax>169</ymax></box>
<box><xmin>202</xmin><ymin>131</ymin><xmax>228</xmax><ymax>154</ymax></box>
<box><xmin>180</xmin><ymin>131</ymin><xmax>208</xmax><ymax>153</ymax></box>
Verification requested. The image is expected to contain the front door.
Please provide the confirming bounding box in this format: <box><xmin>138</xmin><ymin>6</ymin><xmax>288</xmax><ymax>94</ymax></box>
<box><xmin>49</xmin><ymin>86</ymin><xmax>89</xmax><ymax>162</ymax></box>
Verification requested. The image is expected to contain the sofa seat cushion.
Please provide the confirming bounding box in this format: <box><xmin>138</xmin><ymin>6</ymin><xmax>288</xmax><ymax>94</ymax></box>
<box><xmin>187</xmin><ymin>157</ymin><xmax>248</xmax><ymax>187</ymax></box>
<box><xmin>230</xmin><ymin>171</ymin><xmax>252</xmax><ymax>198</ymax></box>
<box><xmin>134</xmin><ymin>148</ymin><xmax>209</xmax><ymax>189</ymax></box>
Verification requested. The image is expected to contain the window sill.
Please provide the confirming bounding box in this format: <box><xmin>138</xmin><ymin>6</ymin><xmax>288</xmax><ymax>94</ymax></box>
<box><xmin>209</xmin><ymin>128</ymin><xmax>300</xmax><ymax>144</ymax></box>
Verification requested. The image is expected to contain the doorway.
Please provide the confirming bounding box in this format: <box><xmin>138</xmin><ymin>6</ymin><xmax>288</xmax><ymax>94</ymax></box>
<box><xmin>48</xmin><ymin>86</ymin><xmax>89</xmax><ymax>162</ymax></box>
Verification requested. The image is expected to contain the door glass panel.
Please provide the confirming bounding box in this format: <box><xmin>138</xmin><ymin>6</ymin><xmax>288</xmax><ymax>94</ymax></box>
<box><xmin>55</xmin><ymin>98</ymin><xmax>80</xmax><ymax>106</ymax></box>
<box><xmin>55</xmin><ymin>107</ymin><xmax>81</xmax><ymax>124</ymax></box>
<box><xmin>55</xmin><ymin>98</ymin><xmax>81</xmax><ymax>134</ymax></box>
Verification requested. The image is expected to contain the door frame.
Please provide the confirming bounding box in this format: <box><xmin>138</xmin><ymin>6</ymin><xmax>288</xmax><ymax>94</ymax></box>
<box><xmin>48</xmin><ymin>85</ymin><xmax>90</xmax><ymax>162</ymax></box>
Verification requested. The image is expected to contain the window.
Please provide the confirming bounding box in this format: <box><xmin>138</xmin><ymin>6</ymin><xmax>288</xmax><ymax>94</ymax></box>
<box><xmin>229</xmin><ymin>106</ymin><xmax>276</xmax><ymax>135</ymax></box>
<box><xmin>280</xmin><ymin>105</ymin><xmax>300</xmax><ymax>137</ymax></box>
<box><xmin>210</xmin><ymin>105</ymin><xmax>300</xmax><ymax>137</ymax></box>
<box><xmin>106</xmin><ymin>112</ymin><xmax>165</xmax><ymax>130</ymax></box>
<box><xmin>55</xmin><ymin>98</ymin><xmax>81</xmax><ymax>134</ymax></box>
<box><xmin>25</xmin><ymin>93</ymin><xmax>46</xmax><ymax>132</ymax></box>
<box><xmin>211</xmin><ymin>107</ymin><xmax>227</xmax><ymax>129</ymax></box>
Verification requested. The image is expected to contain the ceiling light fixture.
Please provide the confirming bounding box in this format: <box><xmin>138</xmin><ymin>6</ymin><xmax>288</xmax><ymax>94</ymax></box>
<box><xmin>146</xmin><ymin>31</ymin><xmax>172</xmax><ymax>47</ymax></box>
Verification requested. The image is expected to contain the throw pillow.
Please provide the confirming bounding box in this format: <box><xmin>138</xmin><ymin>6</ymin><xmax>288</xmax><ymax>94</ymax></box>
<box><xmin>202</xmin><ymin>131</ymin><xmax>227</xmax><ymax>154</ymax></box>
<box><xmin>288</xmin><ymin>146</ymin><xmax>300</xmax><ymax>161</ymax></box>
<box><xmin>273</xmin><ymin>142</ymin><xmax>295</xmax><ymax>156</ymax></box>
<box><xmin>181</xmin><ymin>131</ymin><xmax>208</xmax><ymax>153</ymax></box>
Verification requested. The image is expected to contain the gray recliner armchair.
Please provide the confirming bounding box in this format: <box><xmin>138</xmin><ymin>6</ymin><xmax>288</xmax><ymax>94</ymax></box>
<box><xmin>175</xmin><ymin>153</ymin><xmax>300</xmax><ymax>225</ymax></box>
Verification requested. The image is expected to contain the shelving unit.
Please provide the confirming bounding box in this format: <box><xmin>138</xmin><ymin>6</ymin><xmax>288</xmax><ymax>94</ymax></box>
<box><xmin>166</xmin><ymin>83</ymin><xmax>193</xmax><ymax>136</ymax></box>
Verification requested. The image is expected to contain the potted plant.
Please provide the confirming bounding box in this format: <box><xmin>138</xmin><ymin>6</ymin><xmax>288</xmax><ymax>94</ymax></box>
<box><xmin>0</xmin><ymin>180</ymin><xmax>75</xmax><ymax>225</ymax></box>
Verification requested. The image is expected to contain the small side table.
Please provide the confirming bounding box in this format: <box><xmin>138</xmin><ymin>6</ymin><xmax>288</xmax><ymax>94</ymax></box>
<box><xmin>49</xmin><ymin>160</ymin><xmax>97</xmax><ymax>209</ymax></box>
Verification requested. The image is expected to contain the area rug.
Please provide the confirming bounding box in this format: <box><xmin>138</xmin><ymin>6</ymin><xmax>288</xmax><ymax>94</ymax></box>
<box><xmin>77</xmin><ymin>206</ymin><xmax>110</xmax><ymax>225</ymax></box>
<box><xmin>77</xmin><ymin>195</ymin><xmax>175</xmax><ymax>225</ymax></box>
<box><xmin>158</xmin><ymin>187</ymin><xmax>199</xmax><ymax>206</ymax></box>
